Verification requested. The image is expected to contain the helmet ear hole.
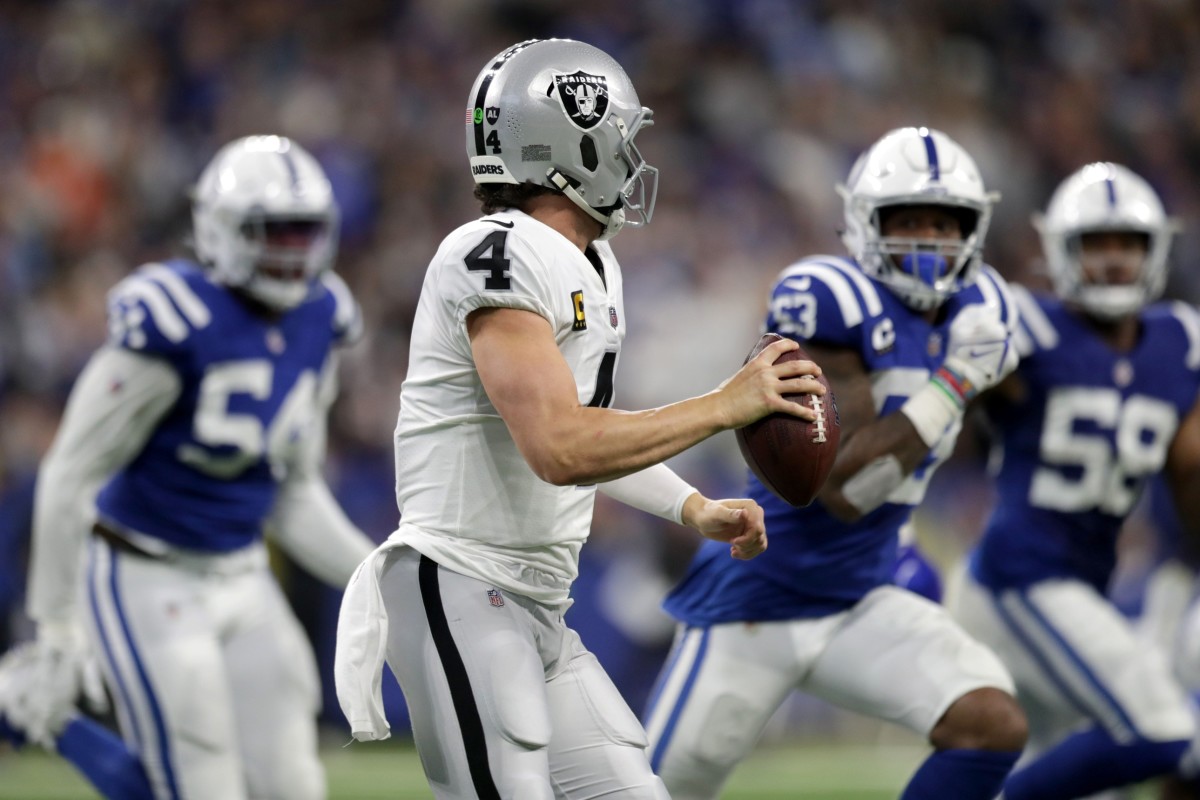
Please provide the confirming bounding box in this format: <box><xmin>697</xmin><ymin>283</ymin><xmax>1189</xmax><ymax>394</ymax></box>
<box><xmin>579</xmin><ymin>135</ymin><xmax>599</xmax><ymax>171</ymax></box>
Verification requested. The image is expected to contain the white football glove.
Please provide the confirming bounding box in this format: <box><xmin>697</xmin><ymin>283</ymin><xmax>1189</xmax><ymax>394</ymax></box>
<box><xmin>940</xmin><ymin>302</ymin><xmax>1018</xmax><ymax>401</ymax></box>
<box><xmin>0</xmin><ymin>621</ymin><xmax>107</xmax><ymax>749</ymax></box>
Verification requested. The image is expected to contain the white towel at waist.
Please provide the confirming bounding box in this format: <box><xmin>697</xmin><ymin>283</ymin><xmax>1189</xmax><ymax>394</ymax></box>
<box><xmin>334</xmin><ymin>543</ymin><xmax>396</xmax><ymax>741</ymax></box>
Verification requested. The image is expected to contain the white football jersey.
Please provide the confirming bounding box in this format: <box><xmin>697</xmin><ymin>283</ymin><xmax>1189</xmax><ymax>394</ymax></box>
<box><xmin>391</xmin><ymin>209</ymin><xmax>625</xmax><ymax>605</ymax></box>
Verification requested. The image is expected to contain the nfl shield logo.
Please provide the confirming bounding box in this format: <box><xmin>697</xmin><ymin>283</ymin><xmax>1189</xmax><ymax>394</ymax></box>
<box><xmin>554</xmin><ymin>71</ymin><xmax>610</xmax><ymax>131</ymax></box>
<box><xmin>266</xmin><ymin>327</ymin><xmax>286</xmax><ymax>354</ymax></box>
<box><xmin>609</xmin><ymin>305</ymin><xmax>619</xmax><ymax>328</ymax></box>
<box><xmin>927</xmin><ymin>331</ymin><xmax>942</xmax><ymax>357</ymax></box>
<box><xmin>487</xmin><ymin>589</ymin><xmax>505</xmax><ymax>607</ymax></box>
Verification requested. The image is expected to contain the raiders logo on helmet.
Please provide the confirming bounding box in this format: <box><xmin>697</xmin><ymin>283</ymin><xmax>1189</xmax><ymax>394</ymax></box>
<box><xmin>553</xmin><ymin>71</ymin><xmax>609</xmax><ymax>131</ymax></box>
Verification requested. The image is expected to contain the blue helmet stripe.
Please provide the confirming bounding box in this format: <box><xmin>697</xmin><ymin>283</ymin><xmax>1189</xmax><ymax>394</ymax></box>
<box><xmin>920</xmin><ymin>128</ymin><xmax>940</xmax><ymax>181</ymax></box>
<box><xmin>1105</xmin><ymin>175</ymin><xmax>1118</xmax><ymax>207</ymax></box>
<box><xmin>279</xmin><ymin>151</ymin><xmax>301</xmax><ymax>194</ymax></box>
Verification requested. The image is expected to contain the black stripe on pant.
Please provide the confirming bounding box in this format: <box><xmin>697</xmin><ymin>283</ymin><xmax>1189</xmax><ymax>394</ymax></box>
<box><xmin>419</xmin><ymin>555</ymin><xmax>502</xmax><ymax>800</ymax></box>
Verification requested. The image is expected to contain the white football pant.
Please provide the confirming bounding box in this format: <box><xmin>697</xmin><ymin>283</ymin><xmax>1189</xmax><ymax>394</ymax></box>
<box><xmin>644</xmin><ymin>585</ymin><xmax>1014</xmax><ymax>800</ymax></box>
<box><xmin>85</xmin><ymin>537</ymin><xmax>325</xmax><ymax>800</ymax></box>
<box><xmin>379</xmin><ymin>545</ymin><xmax>669</xmax><ymax>800</ymax></box>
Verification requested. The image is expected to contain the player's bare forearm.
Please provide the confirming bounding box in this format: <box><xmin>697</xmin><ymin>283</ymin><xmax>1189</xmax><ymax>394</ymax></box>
<box><xmin>819</xmin><ymin>411</ymin><xmax>931</xmax><ymax>520</ymax></box>
<box><xmin>803</xmin><ymin>342</ymin><xmax>930</xmax><ymax>520</ymax></box>
<box><xmin>519</xmin><ymin>385</ymin><xmax>811</xmax><ymax>486</ymax></box>
<box><xmin>832</xmin><ymin>410</ymin><xmax>934</xmax><ymax>482</ymax></box>
<box><xmin>470</xmin><ymin>306</ymin><xmax>823</xmax><ymax>486</ymax></box>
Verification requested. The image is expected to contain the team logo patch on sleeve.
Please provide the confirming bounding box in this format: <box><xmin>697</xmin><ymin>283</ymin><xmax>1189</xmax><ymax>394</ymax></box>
<box><xmin>572</xmin><ymin>290</ymin><xmax>587</xmax><ymax>331</ymax></box>
<box><xmin>553</xmin><ymin>71</ymin><xmax>609</xmax><ymax>131</ymax></box>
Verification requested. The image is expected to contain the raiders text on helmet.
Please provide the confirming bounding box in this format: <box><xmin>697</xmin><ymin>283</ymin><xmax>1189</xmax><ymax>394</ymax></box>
<box><xmin>1036</xmin><ymin>162</ymin><xmax>1178</xmax><ymax>320</ymax></box>
<box><xmin>192</xmin><ymin>135</ymin><xmax>340</xmax><ymax>310</ymax></box>
<box><xmin>464</xmin><ymin>39</ymin><xmax>658</xmax><ymax>241</ymax></box>
<box><xmin>837</xmin><ymin>127</ymin><xmax>998</xmax><ymax>311</ymax></box>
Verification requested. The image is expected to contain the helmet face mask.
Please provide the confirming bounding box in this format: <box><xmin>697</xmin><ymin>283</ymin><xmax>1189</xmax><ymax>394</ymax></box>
<box><xmin>838</xmin><ymin>127</ymin><xmax>997</xmax><ymax>311</ymax></box>
<box><xmin>465</xmin><ymin>39</ymin><xmax>658</xmax><ymax>240</ymax></box>
<box><xmin>1036</xmin><ymin>162</ymin><xmax>1176</xmax><ymax>321</ymax></box>
<box><xmin>239</xmin><ymin>215</ymin><xmax>334</xmax><ymax>283</ymax></box>
<box><xmin>192</xmin><ymin>136</ymin><xmax>339</xmax><ymax>310</ymax></box>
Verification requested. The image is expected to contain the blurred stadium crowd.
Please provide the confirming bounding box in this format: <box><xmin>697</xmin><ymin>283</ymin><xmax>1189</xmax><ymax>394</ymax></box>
<box><xmin>2</xmin><ymin>0</ymin><xmax>1200</xmax><ymax>731</ymax></box>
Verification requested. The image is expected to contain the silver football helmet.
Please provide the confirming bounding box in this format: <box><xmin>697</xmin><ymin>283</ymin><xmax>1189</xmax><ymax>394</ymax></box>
<box><xmin>1035</xmin><ymin>162</ymin><xmax>1178</xmax><ymax>320</ymax></box>
<box><xmin>192</xmin><ymin>135</ymin><xmax>339</xmax><ymax>310</ymax></box>
<box><xmin>465</xmin><ymin>39</ymin><xmax>658</xmax><ymax>241</ymax></box>
<box><xmin>837</xmin><ymin>127</ymin><xmax>998</xmax><ymax>311</ymax></box>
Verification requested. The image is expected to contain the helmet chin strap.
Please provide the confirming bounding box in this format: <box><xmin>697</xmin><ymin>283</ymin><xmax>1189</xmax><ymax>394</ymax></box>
<box><xmin>547</xmin><ymin>169</ymin><xmax>625</xmax><ymax>241</ymax></box>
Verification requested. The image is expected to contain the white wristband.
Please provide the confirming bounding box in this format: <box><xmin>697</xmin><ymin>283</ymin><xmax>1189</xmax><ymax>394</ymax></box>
<box><xmin>900</xmin><ymin>381</ymin><xmax>965</xmax><ymax>448</ymax></box>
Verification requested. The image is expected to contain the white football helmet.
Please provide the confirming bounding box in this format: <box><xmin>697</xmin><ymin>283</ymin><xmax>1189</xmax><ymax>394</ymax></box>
<box><xmin>838</xmin><ymin>127</ymin><xmax>997</xmax><ymax>311</ymax></box>
<box><xmin>192</xmin><ymin>135</ymin><xmax>339</xmax><ymax>310</ymax></box>
<box><xmin>465</xmin><ymin>38</ymin><xmax>658</xmax><ymax>241</ymax></box>
<box><xmin>1035</xmin><ymin>162</ymin><xmax>1178</xmax><ymax>320</ymax></box>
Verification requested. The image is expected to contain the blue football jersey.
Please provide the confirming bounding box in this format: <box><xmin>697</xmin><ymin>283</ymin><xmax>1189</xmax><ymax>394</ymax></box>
<box><xmin>971</xmin><ymin>288</ymin><xmax>1200</xmax><ymax>592</ymax></box>
<box><xmin>1146</xmin><ymin>473</ymin><xmax>1184</xmax><ymax>566</ymax></box>
<box><xmin>664</xmin><ymin>255</ymin><xmax>1017</xmax><ymax>625</ymax></box>
<box><xmin>94</xmin><ymin>259</ymin><xmax>360</xmax><ymax>552</ymax></box>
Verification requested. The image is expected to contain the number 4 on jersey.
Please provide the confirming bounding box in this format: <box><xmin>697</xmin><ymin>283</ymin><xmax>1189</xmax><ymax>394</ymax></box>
<box><xmin>464</xmin><ymin>228</ymin><xmax>616</xmax><ymax>410</ymax></box>
<box><xmin>465</xmin><ymin>231</ymin><xmax>512</xmax><ymax>290</ymax></box>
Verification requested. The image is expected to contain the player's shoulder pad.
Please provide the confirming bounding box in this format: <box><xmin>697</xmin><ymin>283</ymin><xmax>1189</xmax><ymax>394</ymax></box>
<box><xmin>1002</xmin><ymin>282</ymin><xmax>1061</xmax><ymax>358</ymax></box>
<box><xmin>439</xmin><ymin>213</ymin><xmax>552</xmax><ymax>298</ymax></box>
<box><xmin>106</xmin><ymin>260</ymin><xmax>213</xmax><ymax>355</ymax></box>
<box><xmin>1156</xmin><ymin>301</ymin><xmax>1200</xmax><ymax>371</ymax></box>
<box><xmin>768</xmin><ymin>255</ymin><xmax>885</xmax><ymax>342</ymax></box>
<box><xmin>317</xmin><ymin>271</ymin><xmax>363</xmax><ymax>346</ymax></box>
<box><xmin>969</xmin><ymin>264</ymin><xmax>1020</xmax><ymax>332</ymax></box>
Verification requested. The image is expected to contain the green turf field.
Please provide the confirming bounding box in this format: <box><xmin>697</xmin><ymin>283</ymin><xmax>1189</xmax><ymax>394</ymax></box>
<box><xmin>0</xmin><ymin>738</ymin><xmax>1166</xmax><ymax>799</ymax></box>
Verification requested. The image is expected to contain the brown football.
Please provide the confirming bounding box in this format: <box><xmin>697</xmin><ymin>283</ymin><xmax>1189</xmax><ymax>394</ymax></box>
<box><xmin>735</xmin><ymin>333</ymin><xmax>840</xmax><ymax>507</ymax></box>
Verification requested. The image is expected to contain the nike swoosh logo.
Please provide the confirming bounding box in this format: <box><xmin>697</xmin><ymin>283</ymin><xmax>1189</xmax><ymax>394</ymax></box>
<box><xmin>487</xmin><ymin>219</ymin><xmax>515</xmax><ymax>228</ymax></box>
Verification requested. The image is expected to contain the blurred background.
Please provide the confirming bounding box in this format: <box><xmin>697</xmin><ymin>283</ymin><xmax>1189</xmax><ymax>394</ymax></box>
<box><xmin>2</xmin><ymin>0</ymin><xmax>1199</xmax><ymax>759</ymax></box>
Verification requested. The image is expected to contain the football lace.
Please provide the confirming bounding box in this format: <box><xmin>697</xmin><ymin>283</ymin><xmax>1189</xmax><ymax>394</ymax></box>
<box><xmin>809</xmin><ymin>395</ymin><xmax>827</xmax><ymax>444</ymax></box>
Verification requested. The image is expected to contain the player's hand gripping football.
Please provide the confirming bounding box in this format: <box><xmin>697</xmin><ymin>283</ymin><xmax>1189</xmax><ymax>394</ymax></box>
<box><xmin>940</xmin><ymin>303</ymin><xmax>1019</xmax><ymax>402</ymax></box>
<box><xmin>717</xmin><ymin>337</ymin><xmax>825</xmax><ymax>428</ymax></box>
<box><xmin>682</xmin><ymin>494</ymin><xmax>768</xmax><ymax>560</ymax></box>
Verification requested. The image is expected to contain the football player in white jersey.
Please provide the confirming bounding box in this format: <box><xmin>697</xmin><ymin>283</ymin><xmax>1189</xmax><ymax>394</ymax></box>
<box><xmin>644</xmin><ymin>127</ymin><xmax>1029</xmax><ymax>800</ymax></box>
<box><xmin>0</xmin><ymin>135</ymin><xmax>376</xmax><ymax>800</ymax></box>
<box><xmin>332</xmin><ymin>39</ymin><xmax>826</xmax><ymax>799</ymax></box>
<box><xmin>949</xmin><ymin>163</ymin><xmax>1200</xmax><ymax>798</ymax></box>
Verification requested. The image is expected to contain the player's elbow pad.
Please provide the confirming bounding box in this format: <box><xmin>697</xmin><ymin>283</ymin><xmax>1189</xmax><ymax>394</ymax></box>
<box><xmin>840</xmin><ymin>454</ymin><xmax>905</xmax><ymax>516</ymax></box>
